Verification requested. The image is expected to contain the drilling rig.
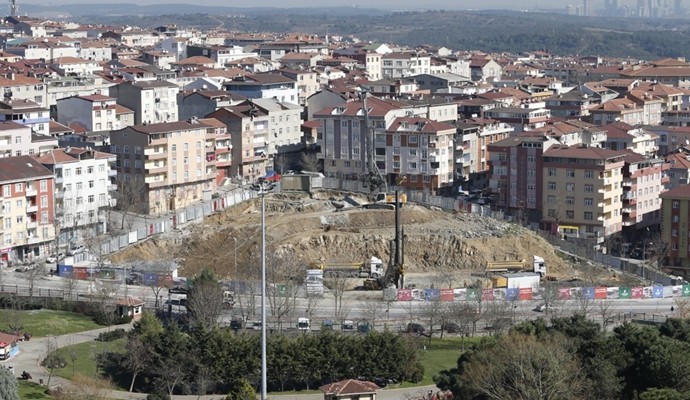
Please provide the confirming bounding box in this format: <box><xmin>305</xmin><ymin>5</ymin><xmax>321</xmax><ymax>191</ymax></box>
<box><xmin>9</xmin><ymin>0</ymin><xmax>18</xmax><ymax>18</ymax></box>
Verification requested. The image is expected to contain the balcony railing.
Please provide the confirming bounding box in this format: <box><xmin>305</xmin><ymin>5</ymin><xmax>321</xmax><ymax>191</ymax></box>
<box><xmin>25</xmin><ymin>187</ymin><xmax>37</xmax><ymax>197</ymax></box>
<box><xmin>26</xmin><ymin>204</ymin><xmax>37</xmax><ymax>213</ymax></box>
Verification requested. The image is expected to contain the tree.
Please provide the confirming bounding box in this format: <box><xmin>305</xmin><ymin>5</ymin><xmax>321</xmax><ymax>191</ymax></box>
<box><xmin>459</xmin><ymin>333</ymin><xmax>590</xmax><ymax>400</ymax></box>
<box><xmin>265</xmin><ymin>251</ymin><xmax>303</xmax><ymax>330</ymax></box>
<box><xmin>114</xmin><ymin>178</ymin><xmax>147</xmax><ymax>230</ymax></box>
<box><xmin>648</xmin><ymin>232</ymin><xmax>671</xmax><ymax>271</ymax></box>
<box><xmin>272</xmin><ymin>154</ymin><xmax>288</xmax><ymax>174</ymax></box>
<box><xmin>0</xmin><ymin>363</ymin><xmax>19</xmax><ymax>400</ymax></box>
<box><xmin>597</xmin><ymin>299</ymin><xmax>615</xmax><ymax>331</ymax></box>
<box><xmin>23</xmin><ymin>264</ymin><xmax>46</xmax><ymax>298</ymax></box>
<box><xmin>124</xmin><ymin>334</ymin><xmax>152</xmax><ymax>392</ymax></box>
<box><xmin>62</xmin><ymin>272</ymin><xmax>79</xmax><ymax>302</ymax></box>
<box><xmin>226</xmin><ymin>378</ymin><xmax>256</xmax><ymax>400</ymax></box>
<box><xmin>324</xmin><ymin>273</ymin><xmax>349</xmax><ymax>321</ymax></box>
<box><xmin>420</xmin><ymin>300</ymin><xmax>447</xmax><ymax>343</ymax></box>
<box><xmin>360</xmin><ymin>298</ymin><xmax>384</xmax><ymax>332</ymax></box>
<box><xmin>483</xmin><ymin>301</ymin><xmax>513</xmax><ymax>336</ymax></box>
<box><xmin>187</xmin><ymin>269</ymin><xmax>225</xmax><ymax>329</ymax></box>
<box><xmin>42</xmin><ymin>337</ymin><xmax>63</xmax><ymax>387</ymax></box>
<box><xmin>299</xmin><ymin>152</ymin><xmax>321</xmax><ymax>172</ymax></box>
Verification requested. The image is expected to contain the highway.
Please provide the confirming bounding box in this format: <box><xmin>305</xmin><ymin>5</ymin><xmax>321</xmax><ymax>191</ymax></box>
<box><xmin>0</xmin><ymin>266</ymin><xmax>680</xmax><ymax>331</ymax></box>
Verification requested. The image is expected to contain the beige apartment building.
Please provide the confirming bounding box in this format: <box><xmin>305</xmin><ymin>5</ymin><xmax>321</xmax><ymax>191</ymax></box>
<box><xmin>541</xmin><ymin>144</ymin><xmax>626</xmax><ymax>243</ymax></box>
<box><xmin>109</xmin><ymin>119</ymin><xmax>218</xmax><ymax>215</ymax></box>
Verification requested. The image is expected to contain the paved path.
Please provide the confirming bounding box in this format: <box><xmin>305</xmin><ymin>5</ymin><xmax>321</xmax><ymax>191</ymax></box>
<box><xmin>3</xmin><ymin>324</ymin><xmax>438</xmax><ymax>399</ymax></box>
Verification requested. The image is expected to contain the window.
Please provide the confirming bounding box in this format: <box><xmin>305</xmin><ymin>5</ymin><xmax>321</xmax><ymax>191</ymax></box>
<box><xmin>88</xmin><ymin>195</ymin><xmax>94</xmax><ymax>203</ymax></box>
<box><xmin>566</xmin><ymin>183</ymin><xmax>575</xmax><ymax>191</ymax></box>
<box><xmin>566</xmin><ymin>196</ymin><xmax>574</xmax><ymax>205</ymax></box>
<box><xmin>15</xmin><ymin>199</ymin><xmax>21</xmax><ymax>207</ymax></box>
<box><xmin>673</xmin><ymin>201</ymin><xmax>680</xmax><ymax>208</ymax></box>
<box><xmin>547</xmin><ymin>195</ymin><xmax>556</xmax><ymax>204</ymax></box>
<box><xmin>41</xmin><ymin>211</ymin><xmax>48</xmax><ymax>224</ymax></box>
<box><xmin>172</xmin><ymin>144</ymin><xmax>177</xmax><ymax>152</ymax></box>
<box><xmin>408</xmin><ymin>162</ymin><xmax>417</xmax><ymax>169</ymax></box>
<box><xmin>584</xmin><ymin>212</ymin><xmax>593</xmax><ymax>220</ymax></box>
<box><xmin>548</xmin><ymin>168</ymin><xmax>557</xmax><ymax>177</ymax></box>
<box><xmin>123</xmin><ymin>146</ymin><xmax>129</xmax><ymax>154</ymax></box>
<box><xmin>393</xmin><ymin>161</ymin><xmax>400</xmax><ymax>169</ymax></box>
<box><xmin>673</xmin><ymin>229</ymin><xmax>678</xmax><ymax>237</ymax></box>
<box><xmin>547</xmin><ymin>209</ymin><xmax>556</xmax><ymax>217</ymax></box>
<box><xmin>76</xmin><ymin>167</ymin><xmax>82</xmax><ymax>175</ymax></box>
<box><xmin>673</xmin><ymin>215</ymin><xmax>680</xmax><ymax>222</ymax></box>
<box><xmin>566</xmin><ymin>169</ymin><xmax>575</xmax><ymax>178</ymax></box>
<box><xmin>2</xmin><ymin>185</ymin><xmax>9</xmax><ymax>197</ymax></box>
<box><xmin>409</xmin><ymin>149</ymin><xmax>417</xmax><ymax>156</ymax></box>
<box><xmin>184</xmin><ymin>143</ymin><xmax>189</xmax><ymax>151</ymax></box>
<box><xmin>40</xmin><ymin>180</ymin><xmax>47</xmax><ymax>192</ymax></box>
<box><xmin>135</xmin><ymin>146</ymin><xmax>142</xmax><ymax>154</ymax></box>
<box><xmin>409</xmin><ymin>135</ymin><xmax>418</xmax><ymax>144</ymax></box>
<box><xmin>393</xmin><ymin>148</ymin><xmax>400</xmax><ymax>155</ymax></box>
<box><xmin>15</xmin><ymin>183</ymin><xmax>22</xmax><ymax>192</ymax></box>
<box><xmin>40</xmin><ymin>195</ymin><xmax>47</xmax><ymax>207</ymax></box>
<box><xmin>548</xmin><ymin>182</ymin><xmax>556</xmax><ymax>190</ymax></box>
<box><xmin>566</xmin><ymin>210</ymin><xmax>574</xmax><ymax>219</ymax></box>
<box><xmin>584</xmin><ymin>184</ymin><xmax>594</xmax><ymax>192</ymax></box>
<box><xmin>584</xmin><ymin>198</ymin><xmax>593</xmax><ymax>206</ymax></box>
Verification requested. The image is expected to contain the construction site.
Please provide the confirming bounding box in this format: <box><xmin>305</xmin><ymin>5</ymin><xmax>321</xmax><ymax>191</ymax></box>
<box><xmin>110</xmin><ymin>190</ymin><xmax>639</xmax><ymax>290</ymax></box>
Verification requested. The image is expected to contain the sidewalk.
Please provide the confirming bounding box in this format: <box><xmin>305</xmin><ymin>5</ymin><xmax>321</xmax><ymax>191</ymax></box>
<box><xmin>6</xmin><ymin>324</ymin><xmax>438</xmax><ymax>399</ymax></box>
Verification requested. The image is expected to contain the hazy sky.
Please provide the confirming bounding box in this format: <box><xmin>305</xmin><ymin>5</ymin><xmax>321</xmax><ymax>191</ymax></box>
<box><xmin>25</xmin><ymin>0</ymin><xmax>572</xmax><ymax>9</ymax></box>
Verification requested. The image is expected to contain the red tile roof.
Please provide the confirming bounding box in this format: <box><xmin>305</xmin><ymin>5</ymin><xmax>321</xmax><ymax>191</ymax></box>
<box><xmin>0</xmin><ymin>155</ymin><xmax>54</xmax><ymax>183</ymax></box>
<box><xmin>661</xmin><ymin>184</ymin><xmax>690</xmax><ymax>200</ymax></box>
<box><xmin>543</xmin><ymin>144</ymin><xmax>626</xmax><ymax>160</ymax></box>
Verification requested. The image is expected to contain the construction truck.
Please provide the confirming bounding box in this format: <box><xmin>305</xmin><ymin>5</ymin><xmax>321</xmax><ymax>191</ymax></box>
<box><xmin>314</xmin><ymin>256</ymin><xmax>385</xmax><ymax>278</ymax></box>
<box><xmin>363</xmin><ymin>192</ymin><xmax>407</xmax><ymax>210</ymax></box>
<box><xmin>485</xmin><ymin>255</ymin><xmax>547</xmax><ymax>277</ymax></box>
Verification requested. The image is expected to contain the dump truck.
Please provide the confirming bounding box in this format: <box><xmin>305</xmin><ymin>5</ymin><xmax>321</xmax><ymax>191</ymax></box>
<box><xmin>486</xmin><ymin>255</ymin><xmax>546</xmax><ymax>277</ymax></box>
<box><xmin>313</xmin><ymin>256</ymin><xmax>385</xmax><ymax>278</ymax></box>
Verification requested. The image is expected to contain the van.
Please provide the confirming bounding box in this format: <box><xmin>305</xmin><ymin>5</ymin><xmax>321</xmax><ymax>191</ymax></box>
<box><xmin>341</xmin><ymin>320</ymin><xmax>355</xmax><ymax>331</ymax></box>
<box><xmin>297</xmin><ymin>317</ymin><xmax>311</xmax><ymax>332</ymax></box>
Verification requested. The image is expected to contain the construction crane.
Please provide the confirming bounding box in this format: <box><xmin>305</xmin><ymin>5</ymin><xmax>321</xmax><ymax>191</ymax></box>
<box><xmin>9</xmin><ymin>0</ymin><xmax>17</xmax><ymax>18</ymax></box>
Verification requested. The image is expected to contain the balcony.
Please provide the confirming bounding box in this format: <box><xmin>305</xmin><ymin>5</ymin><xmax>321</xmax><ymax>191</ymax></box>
<box><xmin>597</xmin><ymin>215</ymin><xmax>605</xmax><ymax>222</ymax></box>
<box><xmin>107</xmin><ymin>184</ymin><xmax>117</xmax><ymax>192</ymax></box>
<box><xmin>26</xmin><ymin>204</ymin><xmax>37</xmax><ymax>213</ymax></box>
<box><xmin>597</xmin><ymin>201</ymin><xmax>606</xmax><ymax>208</ymax></box>
<box><xmin>622</xmin><ymin>179</ymin><xmax>633</xmax><ymax>187</ymax></box>
<box><xmin>146</xmin><ymin>165</ymin><xmax>167</xmax><ymax>174</ymax></box>
<box><xmin>55</xmin><ymin>176</ymin><xmax>63</xmax><ymax>184</ymax></box>
<box><xmin>25</xmin><ymin>187</ymin><xmax>37</xmax><ymax>197</ymax></box>
<box><xmin>622</xmin><ymin>220</ymin><xmax>634</xmax><ymax>227</ymax></box>
<box><xmin>662</xmin><ymin>176</ymin><xmax>670</xmax><ymax>184</ymax></box>
<box><xmin>621</xmin><ymin>207</ymin><xmax>632</xmax><ymax>214</ymax></box>
<box><xmin>108</xmin><ymin>169</ymin><xmax>117</xmax><ymax>177</ymax></box>
<box><xmin>428</xmin><ymin>141</ymin><xmax>437</xmax><ymax>149</ymax></box>
<box><xmin>597</xmin><ymin>187</ymin><xmax>606</xmax><ymax>193</ymax></box>
<box><xmin>144</xmin><ymin>148</ymin><xmax>167</xmax><ymax>160</ymax></box>
<box><xmin>55</xmin><ymin>191</ymin><xmax>64</xmax><ymax>199</ymax></box>
<box><xmin>26</xmin><ymin>220</ymin><xmax>37</xmax><ymax>229</ymax></box>
<box><xmin>603</xmin><ymin>177</ymin><xmax>611</xmax><ymax>186</ymax></box>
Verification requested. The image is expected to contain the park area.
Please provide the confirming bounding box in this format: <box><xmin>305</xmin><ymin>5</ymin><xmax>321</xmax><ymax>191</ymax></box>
<box><xmin>0</xmin><ymin>309</ymin><xmax>101</xmax><ymax>338</ymax></box>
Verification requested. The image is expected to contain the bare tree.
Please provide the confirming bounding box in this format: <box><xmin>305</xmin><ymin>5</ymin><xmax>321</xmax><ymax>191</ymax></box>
<box><xmin>303</xmin><ymin>293</ymin><xmax>322</xmax><ymax>322</ymax></box>
<box><xmin>66</xmin><ymin>338</ymin><xmax>79</xmax><ymax>378</ymax></box>
<box><xmin>574</xmin><ymin>289</ymin><xmax>593</xmax><ymax>317</ymax></box>
<box><xmin>6</xmin><ymin>297</ymin><xmax>26</xmax><ymax>335</ymax></box>
<box><xmin>273</xmin><ymin>154</ymin><xmax>288</xmax><ymax>174</ymax></box>
<box><xmin>360</xmin><ymin>298</ymin><xmax>385</xmax><ymax>332</ymax></box>
<box><xmin>187</xmin><ymin>270</ymin><xmax>225</xmax><ymax>329</ymax></box>
<box><xmin>483</xmin><ymin>301</ymin><xmax>513</xmax><ymax>336</ymax></box>
<box><xmin>449</xmin><ymin>302</ymin><xmax>482</xmax><ymax>348</ymax></box>
<box><xmin>62</xmin><ymin>272</ymin><xmax>79</xmax><ymax>302</ymax></box>
<box><xmin>648</xmin><ymin>232</ymin><xmax>671</xmax><ymax>271</ymax></box>
<box><xmin>675</xmin><ymin>298</ymin><xmax>690</xmax><ymax>319</ymax></box>
<box><xmin>541</xmin><ymin>282</ymin><xmax>565</xmax><ymax>318</ymax></box>
<box><xmin>23</xmin><ymin>265</ymin><xmax>46</xmax><ymax>298</ymax></box>
<box><xmin>114</xmin><ymin>178</ymin><xmax>146</xmax><ymax>230</ymax></box>
<box><xmin>300</xmin><ymin>152</ymin><xmax>321</xmax><ymax>172</ymax></box>
<box><xmin>420</xmin><ymin>300</ymin><xmax>447</xmax><ymax>343</ymax></box>
<box><xmin>43</xmin><ymin>337</ymin><xmax>60</xmax><ymax>387</ymax></box>
<box><xmin>324</xmin><ymin>273</ymin><xmax>349</xmax><ymax>321</ymax></box>
<box><xmin>266</xmin><ymin>251</ymin><xmax>303</xmax><ymax>330</ymax></box>
<box><xmin>124</xmin><ymin>334</ymin><xmax>152</xmax><ymax>392</ymax></box>
<box><xmin>597</xmin><ymin>299</ymin><xmax>615</xmax><ymax>331</ymax></box>
<box><xmin>431</xmin><ymin>263</ymin><xmax>459</xmax><ymax>290</ymax></box>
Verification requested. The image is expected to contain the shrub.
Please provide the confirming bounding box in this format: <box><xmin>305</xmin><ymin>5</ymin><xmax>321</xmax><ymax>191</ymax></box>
<box><xmin>96</xmin><ymin>328</ymin><xmax>127</xmax><ymax>342</ymax></box>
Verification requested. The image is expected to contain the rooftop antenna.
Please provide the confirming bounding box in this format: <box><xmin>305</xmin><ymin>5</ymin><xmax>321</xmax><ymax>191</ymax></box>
<box><xmin>9</xmin><ymin>0</ymin><xmax>17</xmax><ymax>17</ymax></box>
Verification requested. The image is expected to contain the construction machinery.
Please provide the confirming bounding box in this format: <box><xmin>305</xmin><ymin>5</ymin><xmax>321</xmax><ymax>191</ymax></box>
<box><xmin>485</xmin><ymin>256</ymin><xmax>547</xmax><ymax>277</ymax></box>
<box><xmin>313</xmin><ymin>256</ymin><xmax>385</xmax><ymax>278</ymax></box>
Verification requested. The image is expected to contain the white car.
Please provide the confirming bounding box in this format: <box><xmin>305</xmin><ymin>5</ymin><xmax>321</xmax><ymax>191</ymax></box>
<box><xmin>67</xmin><ymin>245</ymin><xmax>85</xmax><ymax>255</ymax></box>
<box><xmin>45</xmin><ymin>252</ymin><xmax>65</xmax><ymax>263</ymax></box>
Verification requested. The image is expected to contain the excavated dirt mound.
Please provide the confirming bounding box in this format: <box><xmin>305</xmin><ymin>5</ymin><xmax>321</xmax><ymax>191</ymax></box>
<box><xmin>112</xmin><ymin>192</ymin><xmax>576</xmax><ymax>281</ymax></box>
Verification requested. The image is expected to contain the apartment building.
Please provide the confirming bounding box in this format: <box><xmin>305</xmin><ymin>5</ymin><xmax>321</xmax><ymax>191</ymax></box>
<box><xmin>109</xmin><ymin>119</ymin><xmax>218</xmax><ymax>215</ymax></box>
<box><xmin>278</xmin><ymin>68</ymin><xmax>320</xmax><ymax>106</ymax></box>
<box><xmin>541</xmin><ymin>144</ymin><xmax>626</xmax><ymax>242</ymax></box>
<box><xmin>0</xmin><ymin>75</ymin><xmax>47</xmax><ymax>108</ymax></box>
<box><xmin>381</xmin><ymin>52</ymin><xmax>432</xmax><ymax>79</ymax></box>
<box><xmin>33</xmin><ymin>148</ymin><xmax>117</xmax><ymax>242</ymax></box>
<box><xmin>665</xmin><ymin>148</ymin><xmax>690</xmax><ymax>190</ymax></box>
<box><xmin>109</xmin><ymin>80</ymin><xmax>179</xmax><ymax>125</ymax></box>
<box><xmin>177</xmin><ymin>90</ymin><xmax>246</xmax><ymax>122</ymax></box>
<box><xmin>455</xmin><ymin>118</ymin><xmax>514</xmax><ymax>188</ymax></box>
<box><xmin>0</xmin><ymin>156</ymin><xmax>55</xmax><ymax>264</ymax></box>
<box><xmin>365</xmin><ymin>52</ymin><xmax>382</xmax><ymax>81</ymax></box>
<box><xmin>313</xmin><ymin>97</ymin><xmax>417</xmax><ymax>181</ymax></box>
<box><xmin>601</xmin><ymin>122</ymin><xmax>658</xmax><ymax>157</ymax></box>
<box><xmin>488</xmin><ymin>135</ymin><xmax>559</xmax><ymax>224</ymax></box>
<box><xmin>621</xmin><ymin>151</ymin><xmax>669</xmax><ymax>234</ymax></box>
<box><xmin>380</xmin><ymin>117</ymin><xmax>456</xmax><ymax>192</ymax></box>
<box><xmin>483</xmin><ymin>106</ymin><xmax>551</xmax><ymax>133</ymax></box>
<box><xmin>223</xmin><ymin>74</ymin><xmax>298</xmax><ymax>104</ymax></box>
<box><xmin>46</xmin><ymin>75</ymin><xmax>112</xmax><ymax>109</ymax></box>
<box><xmin>56</xmin><ymin>94</ymin><xmax>119</xmax><ymax>132</ymax></box>
<box><xmin>590</xmin><ymin>93</ymin><xmax>663</xmax><ymax>126</ymax></box>
<box><xmin>0</xmin><ymin>121</ymin><xmax>57</xmax><ymax>157</ymax></box>
<box><xmin>199</xmin><ymin>118</ymin><xmax>232</xmax><ymax>186</ymax></box>
<box><xmin>544</xmin><ymin>90</ymin><xmax>597</xmax><ymax>118</ymax></box>
<box><xmin>661</xmin><ymin>185</ymin><xmax>690</xmax><ymax>269</ymax></box>
<box><xmin>0</xmin><ymin>99</ymin><xmax>51</xmax><ymax>136</ymax></box>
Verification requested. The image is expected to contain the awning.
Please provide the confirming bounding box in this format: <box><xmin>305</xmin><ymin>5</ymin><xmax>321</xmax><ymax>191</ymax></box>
<box><xmin>558</xmin><ymin>225</ymin><xmax>580</xmax><ymax>231</ymax></box>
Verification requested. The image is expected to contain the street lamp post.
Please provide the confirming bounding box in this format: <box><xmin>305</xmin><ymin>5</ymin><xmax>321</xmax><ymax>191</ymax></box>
<box><xmin>251</xmin><ymin>178</ymin><xmax>275</xmax><ymax>400</ymax></box>
<box><xmin>233</xmin><ymin>237</ymin><xmax>237</xmax><ymax>279</ymax></box>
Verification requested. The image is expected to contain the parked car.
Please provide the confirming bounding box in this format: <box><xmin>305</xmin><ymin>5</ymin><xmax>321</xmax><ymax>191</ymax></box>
<box><xmin>406</xmin><ymin>322</ymin><xmax>425</xmax><ymax>334</ymax></box>
<box><xmin>67</xmin><ymin>245</ymin><xmax>85</xmax><ymax>255</ymax></box>
<box><xmin>45</xmin><ymin>252</ymin><xmax>65</xmax><ymax>263</ymax></box>
<box><xmin>230</xmin><ymin>319</ymin><xmax>244</xmax><ymax>331</ymax></box>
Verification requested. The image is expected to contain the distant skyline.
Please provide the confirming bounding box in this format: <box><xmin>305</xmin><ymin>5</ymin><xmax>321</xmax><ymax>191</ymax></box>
<box><xmin>23</xmin><ymin>0</ymin><xmax>586</xmax><ymax>10</ymax></box>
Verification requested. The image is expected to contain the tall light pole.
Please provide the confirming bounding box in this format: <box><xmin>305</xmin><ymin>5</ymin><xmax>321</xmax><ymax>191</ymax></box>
<box><xmin>232</xmin><ymin>237</ymin><xmax>237</xmax><ymax>280</ymax></box>
<box><xmin>251</xmin><ymin>178</ymin><xmax>274</xmax><ymax>400</ymax></box>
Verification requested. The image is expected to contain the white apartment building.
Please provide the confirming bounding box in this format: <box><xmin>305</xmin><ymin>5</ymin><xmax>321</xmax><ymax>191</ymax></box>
<box><xmin>33</xmin><ymin>148</ymin><xmax>117</xmax><ymax>241</ymax></box>
<box><xmin>49</xmin><ymin>57</ymin><xmax>102</xmax><ymax>77</ymax></box>
<box><xmin>365</xmin><ymin>52</ymin><xmax>382</xmax><ymax>81</ymax></box>
<box><xmin>0</xmin><ymin>121</ymin><xmax>57</xmax><ymax>157</ymax></box>
<box><xmin>109</xmin><ymin>81</ymin><xmax>179</xmax><ymax>125</ymax></box>
<box><xmin>0</xmin><ymin>75</ymin><xmax>48</xmax><ymax>108</ymax></box>
<box><xmin>251</xmin><ymin>98</ymin><xmax>304</xmax><ymax>156</ymax></box>
<box><xmin>57</xmin><ymin>94</ymin><xmax>120</xmax><ymax>132</ymax></box>
<box><xmin>381</xmin><ymin>52</ymin><xmax>432</xmax><ymax>79</ymax></box>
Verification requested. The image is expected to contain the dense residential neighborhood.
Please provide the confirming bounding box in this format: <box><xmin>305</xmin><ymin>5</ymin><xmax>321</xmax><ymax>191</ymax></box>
<box><xmin>6</xmin><ymin>7</ymin><xmax>690</xmax><ymax>400</ymax></box>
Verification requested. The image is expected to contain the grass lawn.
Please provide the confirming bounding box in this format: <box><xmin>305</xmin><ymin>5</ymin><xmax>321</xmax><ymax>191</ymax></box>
<box><xmin>18</xmin><ymin>380</ymin><xmax>53</xmax><ymax>399</ymax></box>
<box><xmin>52</xmin><ymin>337</ymin><xmax>127</xmax><ymax>381</ymax></box>
<box><xmin>0</xmin><ymin>309</ymin><xmax>101</xmax><ymax>338</ymax></box>
<box><xmin>401</xmin><ymin>335</ymin><xmax>482</xmax><ymax>387</ymax></box>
